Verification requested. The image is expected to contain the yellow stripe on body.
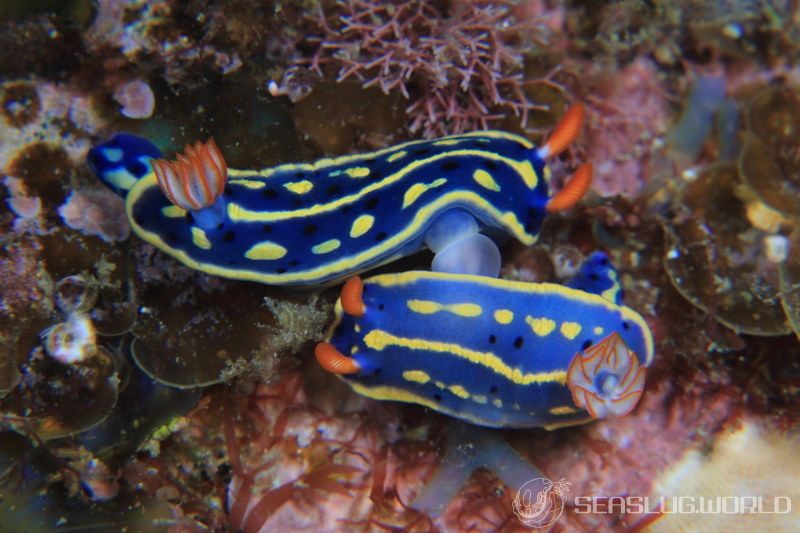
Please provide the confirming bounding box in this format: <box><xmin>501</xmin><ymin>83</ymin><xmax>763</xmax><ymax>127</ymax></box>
<box><xmin>402</xmin><ymin>178</ymin><xmax>447</xmax><ymax>208</ymax></box>
<box><xmin>345</xmin><ymin>167</ymin><xmax>370</xmax><ymax>178</ymax></box>
<box><xmin>362</xmin><ymin>329</ymin><xmax>567</xmax><ymax>386</ymax></box>
<box><xmin>312</xmin><ymin>239</ymin><xmax>341</xmax><ymax>255</ymax></box>
<box><xmin>229</xmin><ymin>179</ymin><xmax>266</xmax><ymax>189</ymax></box>
<box><xmin>402</xmin><ymin>370</ymin><xmax>431</xmax><ymax>384</ymax></box>
<box><xmin>493</xmin><ymin>309</ymin><xmax>514</xmax><ymax>324</ymax></box>
<box><xmin>550</xmin><ymin>405</ymin><xmax>580</xmax><ymax>415</ymax></box>
<box><xmin>387</xmin><ymin>150</ymin><xmax>407</xmax><ymax>162</ymax></box>
<box><xmin>161</xmin><ymin>205</ymin><xmax>186</xmax><ymax>218</ymax></box>
<box><xmin>284</xmin><ymin>180</ymin><xmax>313</xmax><ymax>194</ymax></box>
<box><xmin>406</xmin><ymin>299</ymin><xmax>482</xmax><ymax>318</ymax></box>
<box><xmin>244</xmin><ymin>241</ymin><xmax>288</xmax><ymax>260</ymax></box>
<box><xmin>473</xmin><ymin>169</ymin><xmax>501</xmax><ymax>192</ymax></box>
<box><xmin>349</xmin><ymin>214</ymin><xmax>375</xmax><ymax>238</ymax></box>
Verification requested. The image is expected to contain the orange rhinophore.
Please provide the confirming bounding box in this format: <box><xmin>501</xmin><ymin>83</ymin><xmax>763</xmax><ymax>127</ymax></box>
<box><xmin>538</xmin><ymin>102</ymin><xmax>585</xmax><ymax>159</ymax></box>
<box><xmin>340</xmin><ymin>276</ymin><xmax>366</xmax><ymax>317</ymax></box>
<box><xmin>546</xmin><ymin>162</ymin><xmax>593</xmax><ymax>213</ymax></box>
<box><xmin>152</xmin><ymin>138</ymin><xmax>227</xmax><ymax>211</ymax></box>
<box><xmin>315</xmin><ymin>342</ymin><xmax>361</xmax><ymax>375</ymax></box>
<box><xmin>566</xmin><ymin>332</ymin><xmax>646</xmax><ymax>419</ymax></box>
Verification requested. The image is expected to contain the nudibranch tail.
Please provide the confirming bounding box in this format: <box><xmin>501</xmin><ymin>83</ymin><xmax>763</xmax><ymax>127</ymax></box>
<box><xmin>315</xmin><ymin>342</ymin><xmax>361</xmax><ymax>375</ymax></box>
<box><xmin>537</xmin><ymin>102</ymin><xmax>585</xmax><ymax>159</ymax></box>
<box><xmin>546</xmin><ymin>162</ymin><xmax>593</xmax><ymax>212</ymax></box>
<box><xmin>152</xmin><ymin>138</ymin><xmax>227</xmax><ymax>212</ymax></box>
<box><xmin>566</xmin><ymin>332</ymin><xmax>646</xmax><ymax>419</ymax></box>
<box><xmin>340</xmin><ymin>276</ymin><xmax>366</xmax><ymax>317</ymax></box>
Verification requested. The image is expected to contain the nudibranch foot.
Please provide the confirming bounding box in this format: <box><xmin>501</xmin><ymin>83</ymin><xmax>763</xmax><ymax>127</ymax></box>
<box><xmin>566</xmin><ymin>332</ymin><xmax>646</xmax><ymax>419</ymax></box>
<box><xmin>426</xmin><ymin>210</ymin><xmax>502</xmax><ymax>277</ymax></box>
<box><xmin>566</xmin><ymin>251</ymin><xmax>623</xmax><ymax>304</ymax></box>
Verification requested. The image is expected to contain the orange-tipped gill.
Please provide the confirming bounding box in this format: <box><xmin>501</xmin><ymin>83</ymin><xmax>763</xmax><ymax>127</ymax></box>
<box><xmin>546</xmin><ymin>162</ymin><xmax>593</xmax><ymax>212</ymax></box>
<box><xmin>315</xmin><ymin>342</ymin><xmax>361</xmax><ymax>375</ymax></box>
<box><xmin>538</xmin><ymin>102</ymin><xmax>585</xmax><ymax>159</ymax></box>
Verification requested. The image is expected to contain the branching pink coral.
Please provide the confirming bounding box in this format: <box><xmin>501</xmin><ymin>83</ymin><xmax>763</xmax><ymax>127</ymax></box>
<box><xmin>303</xmin><ymin>0</ymin><xmax>554</xmax><ymax>137</ymax></box>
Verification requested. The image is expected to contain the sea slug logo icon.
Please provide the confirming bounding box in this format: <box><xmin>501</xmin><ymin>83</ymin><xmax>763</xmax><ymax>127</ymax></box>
<box><xmin>512</xmin><ymin>477</ymin><xmax>570</xmax><ymax>528</ymax></box>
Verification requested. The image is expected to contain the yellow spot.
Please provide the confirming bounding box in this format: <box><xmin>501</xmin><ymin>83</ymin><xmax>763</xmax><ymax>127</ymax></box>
<box><xmin>387</xmin><ymin>151</ymin><xmax>407</xmax><ymax>162</ymax></box>
<box><xmin>526</xmin><ymin>316</ymin><xmax>556</xmax><ymax>337</ymax></box>
<box><xmin>543</xmin><ymin>165</ymin><xmax>552</xmax><ymax>182</ymax></box>
<box><xmin>560</xmin><ymin>321</ymin><xmax>582</xmax><ymax>340</ymax></box>
<box><xmin>350</xmin><ymin>346</ymin><xmax>358</xmax><ymax>355</ymax></box>
<box><xmin>406</xmin><ymin>299</ymin><xmax>482</xmax><ymax>317</ymax></box>
<box><xmin>312</xmin><ymin>239</ymin><xmax>341</xmax><ymax>255</ymax></box>
<box><xmin>593</xmin><ymin>326</ymin><xmax>604</xmax><ymax>335</ymax></box>
<box><xmin>492</xmin><ymin>398</ymin><xmax>503</xmax><ymax>408</ymax></box>
<box><xmin>349</xmin><ymin>214</ymin><xmax>375</xmax><ymax>238</ymax></box>
<box><xmin>513</xmin><ymin>403</ymin><xmax>521</xmax><ymax>411</ymax></box>
<box><xmin>244</xmin><ymin>241</ymin><xmax>287</xmax><ymax>260</ymax></box>
<box><xmin>473</xmin><ymin>169</ymin><xmax>501</xmax><ymax>192</ymax></box>
<box><xmin>354</xmin><ymin>324</ymin><xmax>361</xmax><ymax>333</ymax></box>
<box><xmin>191</xmin><ymin>227</ymin><xmax>211</xmax><ymax>250</ymax></box>
<box><xmin>345</xmin><ymin>167</ymin><xmax>370</xmax><ymax>178</ymax></box>
<box><xmin>403</xmin><ymin>370</ymin><xmax>431</xmax><ymax>385</ymax></box>
<box><xmin>284</xmin><ymin>180</ymin><xmax>313</xmax><ymax>194</ymax></box>
<box><xmin>435</xmin><ymin>381</ymin><xmax>446</xmax><ymax>390</ymax></box>
<box><xmin>362</xmin><ymin>330</ymin><xmax>566</xmax><ymax>385</ymax></box>
<box><xmin>493</xmin><ymin>309</ymin><xmax>514</xmax><ymax>324</ymax></box>
<box><xmin>448</xmin><ymin>385</ymin><xmax>470</xmax><ymax>399</ymax></box>
<box><xmin>472</xmin><ymin>394</ymin><xmax>488</xmax><ymax>404</ymax></box>
<box><xmin>550</xmin><ymin>405</ymin><xmax>580</xmax><ymax>415</ymax></box>
<box><xmin>161</xmin><ymin>205</ymin><xmax>186</xmax><ymax>218</ymax></box>
<box><xmin>402</xmin><ymin>178</ymin><xmax>447</xmax><ymax>208</ymax></box>
<box><xmin>229</xmin><ymin>179</ymin><xmax>266</xmax><ymax>189</ymax></box>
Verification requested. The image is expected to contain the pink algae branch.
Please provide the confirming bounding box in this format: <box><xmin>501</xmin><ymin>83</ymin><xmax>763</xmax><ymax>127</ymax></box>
<box><xmin>302</xmin><ymin>0</ymin><xmax>556</xmax><ymax>137</ymax></box>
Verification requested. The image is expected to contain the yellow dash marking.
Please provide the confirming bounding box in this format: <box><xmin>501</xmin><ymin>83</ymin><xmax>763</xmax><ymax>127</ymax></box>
<box><xmin>229</xmin><ymin>179</ymin><xmax>266</xmax><ymax>189</ymax></box>
<box><xmin>560</xmin><ymin>321</ymin><xmax>582</xmax><ymax>340</ymax></box>
<box><xmin>435</xmin><ymin>381</ymin><xmax>446</xmax><ymax>390</ymax></box>
<box><xmin>492</xmin><ymin>398</ymin><xmax>503</xmax><ymax>408</ymax></box>
<box><xmin>312</xmin><ymin>239</ymin><xmax>341</xmax><ymax>255</ymax></box>
<box><xmin>161</xmin><ymin>205</ymin><xmax>186</xmax><ymax>218</ymax></box>
<box><xmin>493</xmin><ymin>309</ymin><xmax>514</xmax><ymax>324</ymax></box>
<box><xmin>526</xmin><ymin>316</ymin><xmax>556</xmax><ymax>337</ymax></box>
<box><xmin>472</xmin><ymin>169</ymin><xmax>501</xmax><ymax>192</ymax></box>
<box><xmin>350</xmin><ymin>346</ymin><xmax>358</xmax><ymax>355</ymax></box>
<box><xmin>593</xmin><ymin>326</ymin><xmax>604</xmax><ymax>335</ymax></box>
<box><xmin>472</xmin><ymin>395</ymin><xmax>488</xmax><ymax>404</ymax></box>
<box><xmin>406</xmin><ymin>299</ymin><xmax>482</xmax><ymax>317</ymax></box>
<box><xmin>284</xmin><ymin>180</ymin><xmax>313</xmax><ymax>194</ymax></box>
<box><xmin>513</xmin><ymin>403</ymin><xmax>521</xmax><ymax>411</ymax></box>
<box><xmin>244</xmin><ymin>241</ymin><xmax>287</xmax><ymax>260</ymax></box>
<box><xmin>403</xmin><ymin>370</ymin><xmax>431</xmax><ymax>385</ymax></box>
<box><xmin>191</xmin><ymin>227</ymin><xmax>211</xmax><ymax>250</ymax></box>
<box><xmin>434</xmin><ymin>139</ymin><xmax>460</xmax><ymax>146</ymax></box>
<box><xmin>550</xmin><ymin>406</ymin><xmax>580</xmax><ymax>415</ymax></box>
<box><xmin>354</xmin><ymin>324</ymin><xmax>361</xmax><ymax>333</ymax></box>
<box><xmin>349</xmin><ymin>214</ymin><xmax>375</xmax><ymax>238</ymax></box>
<box><xmin>387</xmin><ymin>150</ymin><xmax>407</xmax><ymax>162</ymax></box>
<box><xmin>448</xmin><ymin>385</ymin><xmax>470</xmax><ymax>399</ymax></box>
<box><xmin>345</xmin><ymin>167</ymin><xmax>370</xmax><ymax>178</ymax></box>
<box><xmin>363</xmin><ymin>330</ymin><xmax>566</xmax><ymax>385</ymax></box>
<box><xmin>402</xmin><ymin>178</ymin><xmax>447</xmax><ymax>208</ymax></box>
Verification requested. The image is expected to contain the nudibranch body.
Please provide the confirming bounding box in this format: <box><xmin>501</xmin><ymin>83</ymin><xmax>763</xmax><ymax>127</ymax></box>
<box><xmin>316</xmin><ymin>266</ymin><xmax>653</xmax><ymax>429</ymax></box>
<box><xmin>88</xmin><ymin>106</ymin><xmax>591</xmax><ymax>286</ymax></box>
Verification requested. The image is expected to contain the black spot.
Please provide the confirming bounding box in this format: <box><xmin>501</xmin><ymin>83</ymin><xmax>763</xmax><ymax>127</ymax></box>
<box><xmin>342</xmin><ymin>205</ymin><xmax>351</xmax><ymax>213</ymax></box>
<box><xmin>228</xmin><ymin>259</ymin><xmax>237</xmax><ymax>265</ymax></box>
<box><xmin>262</xmin><ymin>224</ymin><xmax>273</xmax><ymax>233</ymax></box>
<box><xmin>133</xmin><ymin>213</ymin><xmax>144</xmax><ymax>225</ymax></box>
<box><xmin>489</xmin><ymin>385</ymin><xmax>498</xmax><ymax>394</ymax></box>
<box><xmin>292</xmin><ymin>199</ymin><xmax>303</xmax><ymax>207</ymax></box>
<box><xmin>223</xmin><ymin>231</ymin><xmax>236</xmax><ymax>242</ymax></box>
<box><xmin>483</xmin><ymin>160</ymin><xmax>498</xmax><ymax>171</ymax></box>
<box><xmin>378</xmin><ymin>303</ymin><xmax>385</xmax><ymax>311</ymax></box>
<box><xmin>125</xmin><ymin>160</ymin><xmax>147</xmax><ymax>177</ymax></box>
<box><xmin>524</xmin><ymin>222</ymin><xmax>536</xmax><ymax>233</ymax></box>
<box><xmin>326</xmin><ymin>184</ymin><xmax>341</xmax><ymax>196</ymax></box>
<box><xmin>527</xmin><ymin>207</ymin><xmax>539</xmax><ymax>221</ymax></box>
<box><xmin>371</xmin><ymin>171</ymin><xmax>383</xmax><ymax>180</ymax></box>
<box><xmin>166</xmin><ymin>232</ymin><xmax>178</xmax><ymax>244</ymax></box>
<box><xmin>581</xmin><ymin>339</ymin><xmax>592</xmax><ymax>350</ymax></box>
<box><xmin>302</xmin><ymin>224</ymin><xmax>318</xmax><ymax>236</ymax></box>
<box><xmin>290</xmin><ymin>259</ymin><xmax>299</xmax><ymax>267</ymax></box>
<box><xmin>622</xmin><ymin>321</ymin><xmax>630</xmax><ymax>330</ymax></box>
<box><xmin>365</xmin><ymin>197</ymin><xmax>379</xmax><ymax>209</ymax></box>
<box><xmin>373</xmin><ymin>368</ymin><xmax>382</xmax><ymax>376</ymax></box>
<box><xmin>589</xmin><ymin>273</ymin><xmax>599</xmax><ymax>280</ymax></box>
<box><xmin>375</xmin><ymin>231</ymin><xmax>387</xmax><ymax>241</ymax></box>
<box><xmin>365</xmin><ymin>157</ymin><xmax>376</xmax><ymax>164</ymax></box>
<box><xmin>415</xmin><ymin>148</ymin><xmax>431</xmax><ymax>157</ymax></box>
<box><xmin>262</xmin><ymin>188</ymin><xmax>278</xmax><ymax>199</ymax></box>
<box><xmin>224</xmin><ymin>185</ymin><xmax>233</xmax><ymax>196</ymax></box>
<box><xmin>185</xmin><ymin>212</ymin><xmax>194</xmax><ymax>223</ymax></box>
<box><xmin>295</xmin><ymin>172</ymin><xmax>305</xmax><ymax>178</ymax></box>
<box><xmin>217</xmin><ymin>222</ymin><xmax>225</xmax><ymax>230</ymax></box>
<box><xmin>489</xmin><ymin>335</ymin><xmax>497</xmax><ymax>344</ymax></box>
<box><xmin>513</xmin><ymin>336</ymin><xmax>524</xmax><ymax>349</ymax></box>
<box><xmin>441</xmin><ymin>161</ymin><xmax>459</xmax><ymax>171</ymax></box>
<box><xmin>276</xmin><ymin>267</ymin><xmax>287</xmax><ymax>274</ymax></box>
<box><xmin>433</xmin><ymin>394</ymin><xmax>442</xmax><ymax>402</ymax></box>
<box><xmin>598</xmin><ymin>256</ymin><xmax>608</xmax><ymax>266</ymax></box>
